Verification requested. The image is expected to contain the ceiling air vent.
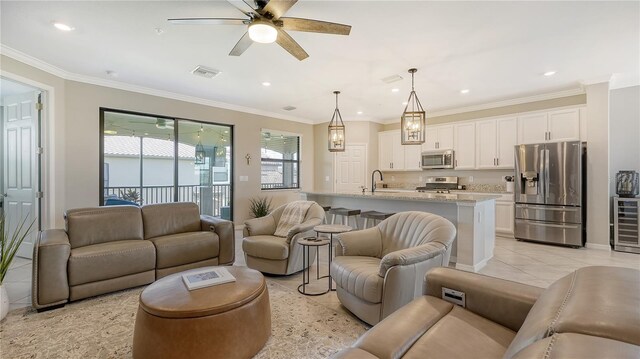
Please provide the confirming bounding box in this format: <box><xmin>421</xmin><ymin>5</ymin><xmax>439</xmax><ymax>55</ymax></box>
<box><xmin>192</xmin><ymin>65</ymin><xmax>221</xmax><ymax>79</ymax></box>
<box><xmin>282</xmin><ymin>106</ymin><xmax>297</xmax><ymax>111</ymax></box>
<box><xmin>381</xmin><ymin>74</ymin><xmax>403</xmax><ymax>84</ymax></box>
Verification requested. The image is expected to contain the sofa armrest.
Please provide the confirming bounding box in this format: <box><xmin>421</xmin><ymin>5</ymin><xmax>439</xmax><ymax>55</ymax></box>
<box><xmin>244</xmin><ymin>215</ymin><xmax>276</xmax><ymax>236</ymax></box>
<box><xmin>336</xmin><ymin>227</ymin><xmax>382</xmax><ymax>258</ymax></box>
<box><xmin>379</xmin><ymin>242</ymin><xmax>447</xmax><ymax>277</ymax></box>
<box><xmin>32</xmin><ymin>229</ymin><xmax>71</xmax><ymax>310</ymax></box>
<box><xmin>286</xmin><ymin>218</ymin><xmax>323</xmax><ymax>243</ymax></box>
<box><xmin>424</xmin><ymin>267</ymin><xmax>544</xmax><ymax>332</ymax></box>
<box><xmin>201</xmin><ymin>215</ymin><xmax>235</xmax><ymax>265</ymax></box>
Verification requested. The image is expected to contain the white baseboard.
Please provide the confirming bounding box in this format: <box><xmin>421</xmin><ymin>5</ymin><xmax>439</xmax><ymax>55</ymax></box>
<box><xmin>455</xmin><ymin>256</ymin><xmax>491</xmax><ymax>273</ymax></box>
<box><xmin>585</xmin><ymin>242</ymin><xmax>612</xmax><ymax>251</ymax></box>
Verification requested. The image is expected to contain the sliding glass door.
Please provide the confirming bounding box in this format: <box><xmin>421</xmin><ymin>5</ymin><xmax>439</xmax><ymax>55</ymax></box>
<box><xmin>100</xmin><ymin>109</ymin><xmax>233</xmax><ymax>220</ymax></box>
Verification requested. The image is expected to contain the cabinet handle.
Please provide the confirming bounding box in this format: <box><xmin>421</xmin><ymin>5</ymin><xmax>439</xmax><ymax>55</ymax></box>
<box><xmin>497</xmin><ymin>158</ymin><xmax>499</xmax><ymax>166</ymax></box>
<box><xmin>548</xmin><ymin>132</ymin><xmax>551</xmax><ymax>141</ymax></box>
<box><xmin>455</xmin><ymin>159</ymin><xmax>458</xmax><ymax>167</ymax></box>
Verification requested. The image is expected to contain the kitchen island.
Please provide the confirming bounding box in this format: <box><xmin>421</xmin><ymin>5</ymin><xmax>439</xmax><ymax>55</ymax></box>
<box><xmin>302</xmin><ymin>191</ymin><xmax>501</xmax><ymax>272</ymax></box>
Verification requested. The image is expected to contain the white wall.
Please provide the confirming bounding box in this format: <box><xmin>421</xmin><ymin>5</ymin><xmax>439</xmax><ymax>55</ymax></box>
<box><xmin>609</xmin><ymin>86</ymin><xmax>640</xmax><ymax>196</ymax></box>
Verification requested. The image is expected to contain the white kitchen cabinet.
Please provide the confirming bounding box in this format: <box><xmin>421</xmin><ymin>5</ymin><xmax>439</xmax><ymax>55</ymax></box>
<box><xmin>422</xmin><ymin>125</ymin><xmax>453</xmax><ymax>151</ymax></box>
<box><xmin>496</xmin><ymin>117</ymin><xmax>517</xmax><ymax>168</ymax></box>
<box><xmin>476</xmin><ymin>119</ymin><xmax>498</xmax><ymax>169</ymax></box>
<box><xmin>378</xmin><ymin>130</ymin><xmax>405</xmax><ymax>170</ymax></box>
<box><xmin>517</xmin><ymin>113</ymin><xmax>548</xmax><ymax>144</ymax></box>
<box><xmin>404</xmin><ymin>144</ymin><xmax>422</xmax><ymax>171</ymax></box>
<box><xmin>518</xmin><ymin>108</ymin><xmax>581</xmax><ymax>144</ymax></box>
<box><xmin>547</xmin><ymin>108</ymin><xmax>580</xmax><ymax>142</ymax></box>
<box><xmin>496</xmin><ymin>200</ymin><xmax>515</xmax><ymax>235</ymax></box>
<box><xmin>454</xmin><ymin>123</ymin><xmax>476</xmax><ymax>170</ymax></box>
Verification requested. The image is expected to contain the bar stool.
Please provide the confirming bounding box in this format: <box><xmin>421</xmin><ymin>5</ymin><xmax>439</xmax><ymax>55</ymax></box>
<box><xmin>328</xmin><ymin>208</ymin><xmax>361</xmax><ymax>229</ymax></box>
<box><xmin>322</xmin><ymin>206</ymin><xmax>331</xmax><ymax>224</ymax></box>
<box><xmin>360</xmin><ymin>211</ymin><xmax>396</xmax><ymax>229</ymax></box>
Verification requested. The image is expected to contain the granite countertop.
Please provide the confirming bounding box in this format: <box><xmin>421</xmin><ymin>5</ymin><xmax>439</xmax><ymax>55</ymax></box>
<box><xmin>304</xmin><ymin>191</ymin><xmax>501</xmax><ymax>204</ymax></box>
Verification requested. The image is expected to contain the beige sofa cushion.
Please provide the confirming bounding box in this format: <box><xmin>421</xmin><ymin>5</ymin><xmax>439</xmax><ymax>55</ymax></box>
<box><xmin>504</xmin><ymin>266</ymin><xmax>640</xmax><ymax>358</ymax></box>
<box><xmin>142</xmin><ymin>202</ymin><xmax>201</xmax><ymax>239</ymax></box>
<box><xmin>66</xmin><ymin>206</ymin><xmax>143</xmax><ymax>249</ymax></box>
<box><xmin>150</xmin><ymin>231</ymin><xmax>219</xmax><ymax>269</ymax></box>
<box><xmin>68</xmin><ymin>240</ymin><xmax>155</xmax><ymax>286</ymax></box>
<box><xmin>331</xmin><ymin>256</ymin><xmax>384</xmax><ymax>303</ymax></box>
<box><xmin>377</xmin><ymin>211</ymin><xmax>456</xmax><ymax>257</ymax></box>
<box><xmin>512</xmin><ymin>333</ymin><xmax>640</xmax><ymax>359</ymax></box>
<box><xmin>242</xmin><ymin>235</ymin><xmax>289</xmax><ymax>260</ymax></box>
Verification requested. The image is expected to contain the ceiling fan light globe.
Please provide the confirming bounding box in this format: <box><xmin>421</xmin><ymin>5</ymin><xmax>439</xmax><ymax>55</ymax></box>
<box><xmin>248</xmin><ymin>23</ymin><xmax>278</xmax><ymax>43</ymax></box>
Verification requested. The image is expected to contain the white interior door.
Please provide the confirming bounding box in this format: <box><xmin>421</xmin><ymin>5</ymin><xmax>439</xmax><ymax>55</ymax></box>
<box><xmin>3</xmin><ymin>92</ymin><xmax>39</xmax><ymax>259</ymax></box>
<box><xmin>335</xmin><ymin>144</ymin><xmax>367</xmax><ymax>192</ymax></box>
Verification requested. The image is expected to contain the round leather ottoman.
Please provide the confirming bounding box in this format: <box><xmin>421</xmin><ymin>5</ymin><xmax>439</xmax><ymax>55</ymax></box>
<box><xmin>132</xmin><ymin>266</ymin><xmax>271</xmax><ymax>359</ymax></box>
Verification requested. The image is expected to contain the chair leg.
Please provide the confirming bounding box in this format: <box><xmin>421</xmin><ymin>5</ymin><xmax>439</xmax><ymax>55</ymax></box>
<box><xmin>343</xmin><ymin>215</ymin><xmax>347</xmax><ymax>226</ymax></box>
<box><xmin>331</xmin><ymin>213</ymin><xmax>336</xmax><ymax>224</ymax></box>
<box><xmin>363</xmin><ymin>217</ymin><xmax>369</xmax><ymax>229</ymax></box>
<box><xmin>351</xmin><ymin>215</ymin><xmax>359</xmax><ymax>230</ymax></box>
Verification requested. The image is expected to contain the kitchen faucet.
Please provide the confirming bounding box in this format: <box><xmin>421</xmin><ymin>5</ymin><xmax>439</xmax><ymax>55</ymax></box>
<box><xmin>371</xmin><ymin>170</ymin><xmax>384</xmax><ymax>193</ymax></box>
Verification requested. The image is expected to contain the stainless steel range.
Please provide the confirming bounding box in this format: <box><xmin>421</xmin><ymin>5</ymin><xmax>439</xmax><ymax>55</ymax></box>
<box><xmin>514</xmin><ymin>141</ymin><xmax>586</xmax><ymax>247</ymax></box>
<box><xmin>416</xmin><ymin>176</ymin><xmax>459</xmax><ymax>193</ymax></box>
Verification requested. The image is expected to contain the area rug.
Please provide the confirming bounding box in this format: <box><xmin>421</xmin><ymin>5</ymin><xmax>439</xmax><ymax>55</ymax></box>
<box><xmin>0</xmin><ymin>281</ymin><xmax>367</xmax><ymax>358</ymax></box>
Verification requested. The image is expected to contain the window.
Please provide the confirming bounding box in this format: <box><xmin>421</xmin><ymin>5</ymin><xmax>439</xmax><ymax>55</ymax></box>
<box><xmin>261</xmin><ymin>130</ymin><xmax>300</xmax><ymax>190</ymax></box>
<box><xmin>100</xmin><ymin>109</ymin><xmax>233</xmax><ymax>220</ymax></box>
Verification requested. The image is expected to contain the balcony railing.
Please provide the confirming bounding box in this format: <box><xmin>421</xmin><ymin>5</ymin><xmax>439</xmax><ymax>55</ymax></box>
<box><xmin>104</xmin><ymin>184</ymin><xmax>231</xmax><ymax>217</ymax></box>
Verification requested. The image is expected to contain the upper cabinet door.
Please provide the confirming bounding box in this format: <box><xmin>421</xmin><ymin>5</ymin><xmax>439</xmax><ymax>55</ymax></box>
<box><xmin>422</xmin><ymin>126</ymin><xmax>438</xmax><ymax>151</ymax></box>
<box><xmin>547</xmin><ymin>108</ymin><xmax>580</xmax><ymax>142</ymax></box>
<box><xmin>454</xmin><ymin>123</ymin><xmax>476</xmax><ymax>170</ymax></box>
<box><xmin>403</xmin><ymin>144</ymin><xmax>422</xmax><ymax>171</ymax></box>
<box><xmin>476</xmin><ymin>119</ymin><xmax>497</xmax><ymax>169</ymax></box>
<box><xmin>378</xmin><ymin>131</ymin><xmax>394</xmax><ymax>171</ymax></box>
<box><xmin>437</xmin><ymin>125</ymin><xmax>454</xmax><ymax>150</ymax></box>
<box><xmin>496</xmin><ymin>117</ymin><xmax>517</xmax><ymax>168</ymax></box>
<box><xmin>391</xmin><ymin>130</ymin><xmax>405</xmax><ymax>170</ymax></box>
<box><xmin>518</xmin><ymin>113</ymin><xmax>548</xmax><ymax>144</ymax></box>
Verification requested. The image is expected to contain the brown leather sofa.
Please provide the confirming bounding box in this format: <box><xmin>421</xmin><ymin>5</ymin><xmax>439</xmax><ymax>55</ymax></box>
<box><xmin>32</xmin><ymin>202</ymin><xmax>235</xmax><ymax>310</ymax></box>
<box><xmin>331</xmin><ymin>211</ymin><xmax>456</xmax><ymax>325</ymax></box>
<box><xmin>332</xmin><ymin>266</ymin><xmax>640</xmax><ymax>359</ymax></box>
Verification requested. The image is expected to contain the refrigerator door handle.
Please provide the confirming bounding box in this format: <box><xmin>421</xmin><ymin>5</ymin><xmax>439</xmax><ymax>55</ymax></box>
<box><xmin>545</xmin><ymin>149</ymin><xmax>550</xmax><ymax>203</ymax></box>
<box><xmin>539</xmin><ymin>149</ymin><xmax>545</xmax><ymax>199</ymax></box>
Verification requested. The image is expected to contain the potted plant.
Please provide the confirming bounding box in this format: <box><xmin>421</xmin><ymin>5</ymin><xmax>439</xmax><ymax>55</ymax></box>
<box><xmin>0</xmin><ymin>215</ymin><xmax>35</xmax><ymax>321</ymax></box>
<box><xmin>249</xmin><ymin>197</ymin><xmax>272</xmax><ymax>218</ymax></box>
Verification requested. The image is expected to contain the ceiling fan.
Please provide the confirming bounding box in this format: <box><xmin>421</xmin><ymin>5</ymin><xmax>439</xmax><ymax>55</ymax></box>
<box><xmin>168</xmin><ymin>0</ymin><xmax>352</xmax><ymax>61</ymax></box>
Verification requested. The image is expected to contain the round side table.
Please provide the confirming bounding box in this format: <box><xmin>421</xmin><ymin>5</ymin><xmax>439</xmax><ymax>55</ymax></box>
<box><xmin>313</xmin><ymin>224</ymin><xmax>352</xmax><ymax>291</ymax></box>
<box><xmin>297</xmin><ymin>237</ymin><xmax>331</xmax><ymax>296</ymax></box>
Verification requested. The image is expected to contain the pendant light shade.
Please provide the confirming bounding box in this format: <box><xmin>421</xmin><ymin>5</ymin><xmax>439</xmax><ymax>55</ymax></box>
<box><xmin>328</xmin><ymin>90</ymin><xmax>346</xmax><ymax>152</ymax></box>
<box><xmin>400</xmin><ymin>68</ymin><xmax>426</xmax><ymax>145</ymax></box>
<box><xmin>195</xmin><ymin>128</ymin><xmax>205</xmax><ymax>164</ymax></box>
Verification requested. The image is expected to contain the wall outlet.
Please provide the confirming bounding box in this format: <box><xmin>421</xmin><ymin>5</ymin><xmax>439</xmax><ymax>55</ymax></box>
<box><xmin>325</xmin><ymin>176</ymin><xmax>330</xmax><ymax>182</ymax></box>
<box><xmin>468</xmin><ymin>176</ymin><xmax>474</xmax><ymax>183</ymax></box>
<box><xmin>239</xmin><ymin>175</ymin><xmax>249</xmax><ymax>182</ymax></box>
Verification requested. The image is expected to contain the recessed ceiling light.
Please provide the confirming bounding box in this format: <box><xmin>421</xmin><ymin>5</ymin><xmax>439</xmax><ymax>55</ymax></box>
<box><xmin>357</xmin><ymin>111</ymin><xmax>363</xmax><ymax>115</ymax></box>
<box><xmin>460</xmin><ymin>89</ymin><xmax>470</xmax><ymax>94</ymax></box>
<box><xmin>262</xmin><ymin>82</ymin><xmax>271</xmax><ymax>87</ymax></box>
<box><xmin>391</xmin><ymin>88</ymin><xmax>400</xmax><ymax>93</ymax></box>
<box><xmin>53</xmin><ymin>22</ymin><xmax>75</xmax><ymax>31</ymax></box>
<box><xmin>543</xmin><ymin>71</ymin><xmax>557</xmax><ymax>77</ymax></box>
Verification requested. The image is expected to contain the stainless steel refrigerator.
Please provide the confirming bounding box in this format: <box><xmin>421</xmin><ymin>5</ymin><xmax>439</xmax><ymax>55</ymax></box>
<box><xmin>514</xmin><ymin>141</ymin><xmax>586</xmax><ymax>247</ymax></box>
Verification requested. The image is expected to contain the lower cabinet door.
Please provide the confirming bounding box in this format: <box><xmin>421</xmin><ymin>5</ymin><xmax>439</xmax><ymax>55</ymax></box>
<box><xmin>496</xmin><ymin>201</ymin><xmax>514</xmax><ymax>235</ymax></box>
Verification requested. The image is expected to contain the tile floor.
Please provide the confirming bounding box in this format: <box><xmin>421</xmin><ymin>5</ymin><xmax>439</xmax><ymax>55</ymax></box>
<box><xmin>5</xmin><ymin>231</ymin><xmax>640</xmax><ymax>314</ymax></box>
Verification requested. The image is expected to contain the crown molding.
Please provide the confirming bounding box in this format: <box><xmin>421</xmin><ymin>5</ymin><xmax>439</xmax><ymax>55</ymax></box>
<box><xmin>1</xmin><ymin>44</ymin><xmax>315</xmax><ymax>124</ymax></box>
<box><xmin>380</xmin><ymin>87</ymin><xmax>586</xmax><ymax>124</ymax></box>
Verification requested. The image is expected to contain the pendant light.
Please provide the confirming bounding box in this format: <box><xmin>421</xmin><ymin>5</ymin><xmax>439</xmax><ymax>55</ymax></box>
<box><xmin>195</xmin><ymin>125</ymin><xmax>205</xmax><ymax>164</ymax></box>
<box><xmin>400</xmin><ymin>68</ymin><xmax>426</xmax><ymax>145</ymax></box>
<box><xmin>328</xmin><ymin>90</ymin><xmax>346</xmax><ymax>152</ymax></box>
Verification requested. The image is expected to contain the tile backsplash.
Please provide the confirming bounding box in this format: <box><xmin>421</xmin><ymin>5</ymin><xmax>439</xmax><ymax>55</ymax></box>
<box><xmin>378</xmin><ymin>169</ymin><xmax>515</xmax><ymax>193</ymax></box>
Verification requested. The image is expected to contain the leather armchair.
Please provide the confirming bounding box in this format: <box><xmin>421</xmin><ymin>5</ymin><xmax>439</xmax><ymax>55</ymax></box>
<box><xmin>331</xmin><ymin>211</ymin><xmax>456</xmax><ymax>325</ymax></box>
<box><xmin>242</xmin><ymin>202</ymin><xmax>324</xmax><ymax>275</ymax></box>
<box><xmin>332</xmin><ymin>266</ymin><xmax>640</xmax><ymax>359</ymax></box>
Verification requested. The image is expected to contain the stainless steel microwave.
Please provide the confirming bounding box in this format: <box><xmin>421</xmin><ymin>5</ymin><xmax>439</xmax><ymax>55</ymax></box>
<box><xmin>421</xmin><ymin>149</ymin><xmax>455</xmax><ymax>169</ymax></box>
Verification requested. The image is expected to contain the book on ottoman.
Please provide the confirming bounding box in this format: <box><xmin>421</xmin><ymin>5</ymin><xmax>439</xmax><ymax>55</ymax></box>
<box><xmin>182</xmin><ymin>267</ymin><xmax>236</xmax><ymax>290</ymax></box>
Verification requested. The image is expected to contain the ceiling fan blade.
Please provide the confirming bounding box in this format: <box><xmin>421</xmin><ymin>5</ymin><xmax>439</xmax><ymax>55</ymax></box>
<box><xmin>229</xmin><ymin>32</ymin><xmax>254</xmax><ymax>56</ymax></box>
<box><xmin>226</xmin><ymin>0</ymin><xmax>255</xmax><ymax>15</ymax></box>
<box><xmin>261</xmin><ymin>0</ymin><xmax>298</xmax><ymax>20</ymax></box>
<box><xmin>276</xmin><ymin>29</ymin><xmax>308</xmax><ymax>61</ymax></box>
<box><xmin>168</xmin><ymin>18</ymin><xmax>248</xmax><ymax>25</ymax></box>
<box><xmin>280</xmin><ymin>17</ymin><xmax>351</xmax><ymax>35</ymax></box>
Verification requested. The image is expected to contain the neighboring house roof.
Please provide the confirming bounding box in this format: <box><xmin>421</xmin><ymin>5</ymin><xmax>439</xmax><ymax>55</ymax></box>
<box><xmin>104</xmin><ymin>136</ymin><xmax>195</xmax><ymax>159</ymax></box>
